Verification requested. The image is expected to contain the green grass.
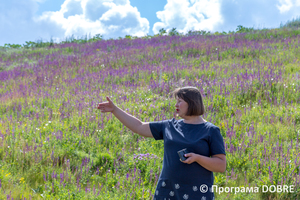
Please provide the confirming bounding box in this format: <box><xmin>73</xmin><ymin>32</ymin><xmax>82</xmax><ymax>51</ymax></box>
<box><xmin>0</xmin><ymin>26</ymin><xmax>300</xmax><ymax>199</ymax></box>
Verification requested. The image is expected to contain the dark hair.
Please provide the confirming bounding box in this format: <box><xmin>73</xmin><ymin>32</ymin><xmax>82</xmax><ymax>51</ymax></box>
<box><xmin>171</xmin><ymin>86</ymin><xmax>205</xmax><ymax>116</ymax></box>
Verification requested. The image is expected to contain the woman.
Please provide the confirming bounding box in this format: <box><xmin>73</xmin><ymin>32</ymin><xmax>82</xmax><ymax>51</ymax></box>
<box><xmin>97</xmin><ymin>86</ymin><xmax>226</xmax><ymax>200</ymax></box>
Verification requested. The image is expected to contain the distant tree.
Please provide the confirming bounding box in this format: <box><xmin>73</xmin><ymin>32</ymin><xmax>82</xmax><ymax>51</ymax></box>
<box><xmin>23</xmin><ymin>41</ymin><xmax>36</xmax><ymax>48</ymax></box>
<box><xmin>142</xmin><ymin>34</ymin><xmax>152</xmax><ymax>39</ymax></box>
<box><xmin>4</xmin><ymin>43</ymin><xmax>22</xmax><ymax>48</ymax></box>
<box><xmin>236</xmin><ymin>25</ymin><xmax>254</xmax><ymax>33</ymax></box>
<box><xmin>49</xmin><ymin>37</ymin><xmax>54</xmax><ymax>47</ymax></box>
<box><xmin>125</xmin><ymin>35</ymin><xmax>132</xmax><ymax>39</ymax></box>
<box><xmin>168</xmin><ymin>28</ymin><xmax>179</xmax><ymax>36</ymax></box>
<box><xmin>213</xmin><ymin>31</ymin><xmax>228</xmax><ymax>35</ymax></box>
<box><xmin>186</xmin><ymin>30</ymin><xmax>211</xmax><ymax>36</ymax></box>
<box><xmin>159</xmin><ymin>28</ymin><xmax>167</xmax><ymax>35</ymax></box>
<box><xmin>87</xmin><ymin>34</ymin><xmax>103</xmax><ymax>42</ymax></box>
<box><xmin>93</xmin><ymin>34</ymin><xmax>103</xmax><ymax>40</ymax></box>
<box><xmin>280</xmin><ymin>16</ymin><xmax>300</xmax><ymax>29</ymax></box>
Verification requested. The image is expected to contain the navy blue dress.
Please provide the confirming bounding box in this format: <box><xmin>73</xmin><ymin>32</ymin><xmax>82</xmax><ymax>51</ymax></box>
<box><xmin>149</xmin><ymin>118</ymin><xmax>226</xmax><ymax>200</ymax></box>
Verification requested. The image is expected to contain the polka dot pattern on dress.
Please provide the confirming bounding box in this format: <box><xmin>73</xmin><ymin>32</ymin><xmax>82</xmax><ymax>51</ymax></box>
<box><xmin>183</xmin><ymin>194</ymin><xmax>189</xmax><ymax>199</ymax></box>
<box><xmin>193</xmin><ymin>186</ymin><xmax>198</xmax><ymax>191</ymax></box>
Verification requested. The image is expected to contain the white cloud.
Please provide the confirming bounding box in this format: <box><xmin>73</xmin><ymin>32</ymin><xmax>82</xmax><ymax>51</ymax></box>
<box><xmin>0</xmin><ymin>0</ymin><xmax>149</xmax><ymax>46</ymax></box>
<box><xmin>217</xmin><ymin>0</ymin><xmax>300</xmax><ymax>31</ymax></box>
<box><xmin>153</xmin><ymin>0</ymin><xmax>222</xmax><ymax>34</ymax></box>
<box><xmin>35</xmin><ymin>0</ymin><xmax>149</xmax><ymax>40</ymax></box>
<box><xmin>1</xmin><ymin>0</ymin><xmax>300</xmax><ymax>46</ymax></box>
<box><xmin>0</xmin><ymin>0</ymin><xmax>65</xmax><ymax>46</ymax></box>
<box><xmin>84</xmin><ymin>0</ymin><xmax>113</xmax><ymax>21</ymax></box>
<box><xmin>153</xmin><ymin>0</ymin><xmax>300</xmax><ymax>34</ymax></box>
<box><xmin>277</xmin><ymin>0</ymin><xmax>293</xmax><ymax>13</ymax></box>
<box><xmin>62</xmin><ymin>0</ymin><xmax>83</xmax><ymax>18</ymax></box>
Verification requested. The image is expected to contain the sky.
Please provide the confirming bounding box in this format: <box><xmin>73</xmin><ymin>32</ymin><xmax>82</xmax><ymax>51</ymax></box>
<box><xmin>0</xmin><ymin>0</ymin><xmax>299</xmax><ymax>46</ymax></box>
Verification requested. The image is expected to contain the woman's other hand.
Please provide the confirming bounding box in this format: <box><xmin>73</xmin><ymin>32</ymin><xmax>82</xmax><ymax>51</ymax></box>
<box><xmin>180</xmin><ymin>153</ymin><xmax>198</xmax><ymax>164</ymax></box>
<box><xmin>97</xmin><ymin>96</ymin><xmax>116</xmax><ymax>113</ymax></box>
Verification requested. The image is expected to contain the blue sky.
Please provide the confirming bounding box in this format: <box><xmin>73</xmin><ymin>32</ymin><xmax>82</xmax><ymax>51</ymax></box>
<box><xmin>0</xmin><ymin>0</ymin><xmax>299</xmax><ymax>46</ymax></box>
<box><xmin>35</xmin><ymin>0</ymin><xmax>167</xmax><ymax>36</ymax></box>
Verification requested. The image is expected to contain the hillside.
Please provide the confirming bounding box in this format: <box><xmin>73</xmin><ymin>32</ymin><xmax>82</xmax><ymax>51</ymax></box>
<box><xmin>0</xmin><ymin>27</ymin><xmax>300</xmax><ymax>199</ymax></box>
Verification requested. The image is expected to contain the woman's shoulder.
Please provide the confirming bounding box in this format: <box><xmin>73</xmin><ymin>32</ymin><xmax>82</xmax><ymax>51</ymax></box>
<box><xmin>205</xmin><ymin>122</ymin><xmax>219</xmax><ymax>129</ymax></box>
<box><xmin>168</xmin><ymin>118</ymin><xmax>216</xmax><ymax>126</ymax></box>
<box><xmin>205</xmin><ymin>122</ymin><xmax>221</xmax><ymax>133</ymax></box>
<box><xmin>151</xmin><ymin>118</ymin><xmax>177</xmax><ymax>125</ymax></box>
<box><xmin>170</xmin><ymin>118</ymin><xmax>183</xmax><ymax>125</ymax></box>
<box><xmin>159</xmin><ymin>118</ymin><xmax>182</xmax><ymax>127</ymax></box>
<box><xmin>167</xmin><ymin>118</ymin><xmax>220</xmax><ymax>129</ymax></box>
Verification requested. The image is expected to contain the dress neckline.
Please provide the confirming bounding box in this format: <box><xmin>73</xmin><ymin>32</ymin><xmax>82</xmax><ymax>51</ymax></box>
<box><xmin>181</xmin><ymin>120</ymin><xmax>208</xmax><ymax>125</ymax></box>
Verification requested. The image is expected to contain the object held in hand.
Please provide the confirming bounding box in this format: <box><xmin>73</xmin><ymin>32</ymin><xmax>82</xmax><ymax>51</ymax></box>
<box><xmin>177</xmin><ymin>148</ymin><xmax>189</xmax><ymax>161</ymax></box>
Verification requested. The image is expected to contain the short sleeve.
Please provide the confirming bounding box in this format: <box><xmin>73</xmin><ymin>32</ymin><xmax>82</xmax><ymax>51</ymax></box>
<box><xmin>149</xmin><ymin>120</ymin><xmax>166</xmax><ymax>140</ymax></box>
<box><xmin>209</xmin><ymin>127</ymin><xmax>226</xmax><ymax>156</ymax></box>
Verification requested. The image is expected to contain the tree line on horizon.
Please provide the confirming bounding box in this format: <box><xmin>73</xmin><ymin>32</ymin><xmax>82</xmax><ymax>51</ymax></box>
<box><xmin>1</xmin><ymin>17</ymin><xmax>300</xmax><ymax>50</ymax></box>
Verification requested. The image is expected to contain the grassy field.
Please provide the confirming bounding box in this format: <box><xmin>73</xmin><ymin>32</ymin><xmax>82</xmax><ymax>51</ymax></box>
<box><xmin>0</xmin><ymin>27</ymin><xmax>300</xmax><ymax>199</ymax></box>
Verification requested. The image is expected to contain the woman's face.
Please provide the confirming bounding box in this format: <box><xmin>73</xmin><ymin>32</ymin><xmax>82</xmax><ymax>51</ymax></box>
<box><xmin>175</xmin><ymin>97</ymin><xmax>188</xmax><ymax>117</ymax></box>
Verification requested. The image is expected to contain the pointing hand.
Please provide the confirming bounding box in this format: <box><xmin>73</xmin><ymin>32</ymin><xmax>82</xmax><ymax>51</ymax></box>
<box><xmin>97</xmin><ymin>96</ymin><xmax>116</xmax><ymax>113</ymax></box>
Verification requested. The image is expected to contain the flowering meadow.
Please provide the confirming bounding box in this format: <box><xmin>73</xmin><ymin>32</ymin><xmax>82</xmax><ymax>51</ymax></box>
<box><xmin>1</xmin><ymin>27</ymin><xmax>300</xmax><ymax>200</ymax></box>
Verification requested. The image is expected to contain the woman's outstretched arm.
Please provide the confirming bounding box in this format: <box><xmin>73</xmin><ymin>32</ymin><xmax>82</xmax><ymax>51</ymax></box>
<box><xmin>97</xmin><ymin>96</ymin><xmax>153</xmax><ymax>137</ymax></box>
